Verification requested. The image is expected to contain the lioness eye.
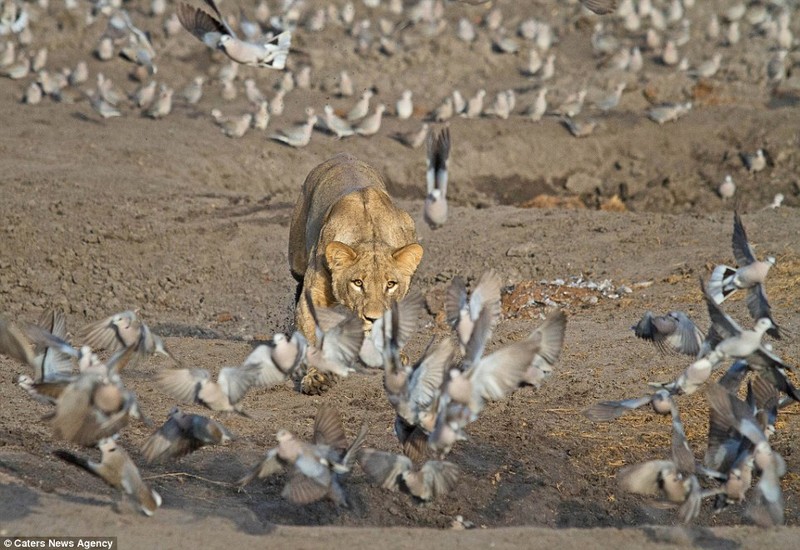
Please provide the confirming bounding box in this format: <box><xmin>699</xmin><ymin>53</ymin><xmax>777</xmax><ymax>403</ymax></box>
<box><xmin>386</xmin><ymin>281</ymin><xmax>397</xmax><ymax>289</ymax></box>
<box><xmin>352</xmin><ymin>279</ymin><xmax>363</xmax><ymax>287</ymax></box>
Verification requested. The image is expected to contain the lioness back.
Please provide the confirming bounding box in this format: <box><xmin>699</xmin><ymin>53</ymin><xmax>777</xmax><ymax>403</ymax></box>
<box><xmin>288</xmin><ymin>153</ymin><xmax>423</xmax><ymax>342</ymax></box>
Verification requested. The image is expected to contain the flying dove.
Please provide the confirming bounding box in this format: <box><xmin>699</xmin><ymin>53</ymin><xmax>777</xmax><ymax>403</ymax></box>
<box><xmin>238</xmin><ymin>406</ymin><xmax>368</xmax><ymax>506</ymax></box>
<box><xmin>358</xmin><ymin>448</ymin><xmax>460</xmax><ymax>501</ymax></box>
<box><xmin>301</xmin><ymin>292</ymin><xmax>364</xmax><ymax>382</ymax></box>
<box><xmin>583</xmin><ymin>388</ymin><xmax>674</xmax><ymax>422</ymax></box>
<box><xmin>617</xmin><ymin>402</ymin><xmax>704</xmax><ymax>523</ymax></box>
<box><xmin>424</xmin><ymin>125</ymin><xmax>450</xmax><ymax>229</ymax></box>
<box><xmin>54</xmin><ymin>438</ymin><xmax>162</xmax><ymax>516</ymax></box>
<box><xmin>177</xmin><ymin>0</ymin><xmax>292</xmax><ymax>69</ymax></box>
<box><xmin>158</xmin><ymin>364</ymin><xmax>257</xmax><ymax>416</ymax></box>
<box><xmin>444</xmin><ymin>271</ymin><xmax>502</xmax><ymax>354</ymax></box>
<box><xmin>707</xmin><ymin>211</ymin><xmax>778</xmax><ymax>337</ymax></box>
<box><xmin>141</xmin><ymin>407</ymin><xmax>233</xmax><ymax>463</ymax></box>
<box><xmin>632</xmin><ymin>311</ymin><xmax>704</xmax><ymax>356</ymax></box>
<box><xmin>359</xmin><ymin>291</ymin><xmax>424</xmax><ymax>369</ymax></box>
<box><xmin>78</xmin><ymin>310</ymin><xmax>177</xmax><ymax>365</ymax></box>
<box><xmin>521</xmin><ymin>309</ymin><xmax>567</xmax><ymax>388</ymax></box>
<box><xmin>1</xmin><ymin>311</ymin><xmax>73</xmax><ymax>384</ymax></box>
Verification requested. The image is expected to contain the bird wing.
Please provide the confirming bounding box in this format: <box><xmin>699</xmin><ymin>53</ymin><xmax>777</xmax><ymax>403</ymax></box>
<box><xmin>200</xmin><ymin>0</ymin><xmax>236</xmax><ymax>36</ymax></box>
<box><xmin>358</xmin><ymin>448</ymin><xmax>412</xmax><ymax>490</ymax></box>
<box><xmin>176</xmin><ymin>2</ymin><xmax>229</xmax><ymax>47</ymax></box>
<box><xmin>701</xmin><ymin>279</ymin><xmax>742</xmax><ymax>340</ymax></box>
<box><xmin>0</xmin><ymin>317</ymin><xmax>37</xmax><ymax>369</ymax></box>
<box><xmin>582</xmin><ymin>395</ymin><xmax>654</xmax><ymax>422</ymax></box>
<box><xmin>468</xmin><ymin>270</ymin><xmax>502</xmax><ymax>322</ymax></box>
<box><xmin>217</xmin><ymin>366</ymin><xmax>254</xmax><ymax>405</ymax></box>
<box><xmin>468</xmin><ymin>338</ymin><xmax>536</xmax><ymax>413</ymax></box>
<box><xmin>580</xmin><ymin>0</ymin><xmax>618</xmax><ymax>15</ymax></box>
<box><xmin>444</xmin><ymin>277</ymin><xmax>468</xmax><ymax>329</ymax></box>
<box><xmin>313</xmin><ymin>405</ymin><xmax>349</xmax><ymax>451</ymax></box>
<box><xmin>745</xmin><ymin>284</ymin><xmax>779</xmax><ymax>339</ymax></box>
<box><xmin>281</xmin><ymin>468</ymin><xmax>330</xmax><ymax>505</ymax></box>
<box><xmin>408</xmin><ymin>338</ymin><xmax>453</xmax><ymax>413</ymax></box>
<box><xmin>242</xmin><ymin>345</ymin><xmax>286</xmax><ymax>388</ymax></box>
<box><xmin>141</xmin><ymin>415</ymin><xmax>187</xmax><ymax>463</ymax></box>
<box><xmin>158</xmin><ymin>368</ymin><xmax>209</xmax><ymax>403</ymax></box>
<box><xmin>527</xmin><ymin>309</ymin><xmax>567</xmax><ymax>366</ymax></box>
<box><xmin>418</xmin><ymin>460</ymin><xmax>459</xmax><ymax>499</ymax></box>
<box><xmin>732</xmin><ymin>211</ymin><xmax>757</xmax><ymax>266</ymax></box>
<box><xmin>618</xmin><ymin>460</ymin><xmax>677</xmax><ymax>496</ymax></box>
<box><xmin>669</xmin><ymin>403</ymin><xmax>697</xmax><ymax>476</ymax></box>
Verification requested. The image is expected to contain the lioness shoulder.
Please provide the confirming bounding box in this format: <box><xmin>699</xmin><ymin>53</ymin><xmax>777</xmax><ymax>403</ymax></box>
<box><xmin>288</xmin><ymin>153</ymin><xmax>423</xmax><ymax>342</ymax></box>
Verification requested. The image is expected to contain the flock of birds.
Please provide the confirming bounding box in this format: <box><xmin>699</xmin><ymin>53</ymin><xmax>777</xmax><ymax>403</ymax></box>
<box><xmin>583</xmin><ymin>210</ymin><xmax>793</xmax><ymax>526</ymax></box>
<box><xmin>1</xmin><ymin>0</ymin><xmax>793</xmax><ymax>198</ymax></box>
<box><xmin>0</xmin><ymin>271</ymin><xmax>567</xmax><ymax>515</ymax></box>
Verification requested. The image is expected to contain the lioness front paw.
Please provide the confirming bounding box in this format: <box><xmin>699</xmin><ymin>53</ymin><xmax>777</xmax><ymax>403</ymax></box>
<box><xmin>301</xmin><ymin>366</ymin><xmax>336</xmax><ymax>395</ymax></box>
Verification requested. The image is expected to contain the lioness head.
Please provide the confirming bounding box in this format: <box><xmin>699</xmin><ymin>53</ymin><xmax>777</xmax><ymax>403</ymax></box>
<box><xmin>325</xmin><ymin>240</ymin><xmax>423</xmax><ymax>331</ymax></box>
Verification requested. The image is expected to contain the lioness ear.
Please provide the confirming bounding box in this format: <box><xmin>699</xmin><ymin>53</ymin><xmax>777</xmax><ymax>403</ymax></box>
<box><xmin>325</xmin><ymin>241</ymin><xmax>358</xmax><ymax>271</ymax></box>
<box><xmin>392</xmin><ymin>243</ymin><xmax>424</xmax><ymax>276</ymax></box>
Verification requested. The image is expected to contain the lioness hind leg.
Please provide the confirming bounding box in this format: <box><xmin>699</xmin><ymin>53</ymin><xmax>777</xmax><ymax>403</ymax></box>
<box><xmin>300</xmin><ymin>366</ymin><xmax>337</xmax><ymax>395</ymax></box>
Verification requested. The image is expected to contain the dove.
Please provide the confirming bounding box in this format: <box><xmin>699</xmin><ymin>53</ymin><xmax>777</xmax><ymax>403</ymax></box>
<box><xmin>707</xmin><ymin>211</ymin><xmax>778</xmax><ymax>336</ymax></box>
<box><xmin>51</xmin><ymin>350</ymin><xmax>145</xmax><ymax>446</ymax></box>
<box><xmin>23</xmin><ymin>81</ymin><xmax>41</xmax><ymax>105</ymax></box>
<box><xmin>241</xmin><ymin>336</ymin><xmax>306</xmax><ymax>390</ymax></box>
<box><xmin>359</xmin><ymin>291</ymin><xmax>425</xmax><ymax>369</ymax></box>
<box><xmin>444</xmin><ymin>271</ymin><xmax>502</xmax><ymax>354</ymax></box>
<box><xmin>78</xmin><ymin>310</ymin><xmax>176</xmax><ymax>364</ymax></box>
<box><xmin>300</xmin><ymin>292</ymin><xmax>364</xmax><ymax>382</ymax></box>
<box><xmin>0</xmin><ymin>312</ymin><xmax>74</xmax><ymax>384</ymax></box>
<box><xmin>131</xmin><ymin>80</ymin><xmax>157</xmax><ymax>109</ymax></box>
<box><xmin>524</xmin><ymin>49</ymin><xmax>542</xmax><ymax>76</ymax></box>
<box><xmin>484</xmin><ymin>91</ymin><xmax>511</xmax><ymax>119</ymax></box>
<box><xmin>396</xmin><ymin>90</ymin><xmax>413</xmax><ymax>119</ymax></box>
<box><xmin>295</xmin><ymin>65</ymin><xmax>311</xmax><ymax>89</ymax></box>
<box><xmin>392</xmin><ymin>123</ymin><xmax>428</xmax><ymax>149</ymax></box>
<box><xmin>337</xmin><ymin>70</ymin><xmax>354</xmax><ymax>97</ymax></box>
<box><xmin>87</xmin><ymin>91</ymin><xmax>122</xmax><ymax>119</ymax></box>
<box><xmin>706</xmin><ymin>383</ymin><xmax>785</xmax><ymax>525</ymax></box>
<box><xmin>95</xmin><ymin>36</ymin><xmax>114</xmax><ymax>61</ymax></box>
<box><xmin>145</xmin><ymin>84</ymin><xmax>173</xmax><ymax>118</ymax></box>
<box><xmin>269</xmin><ymin>113</ymin><xmax>317</xmax><ymax>147</ymax></box>
<box><xmin>238</xmin><ymin>406</ymin><xmax>368</xmax><ymax>506</ymax></box>
<box><xmin>0</xmin><ymin>41</ymin><xmax>15</xmax><ymax>67</ymax></box>
<box><xmin>347</xmin><ymin>89</ymin><xmax>373</xmax><ymax>121</ymax></box>
<box><xmin>580</xmin><ymin>0</ymin><xmax>618</xmax><ymax>14</ymax></box>
<box><xmin>525</xmin><ymin>87</ymin><xmax>548</xmax><ymax>122</ymax></box>
<box><xmin>661</xmin><ymin>40</ymin><xmax>679</xmax><ymax>66</ymax></box>
<box><xmin>718</xmin><ymin>174</ymin><xmax>736</xmax><ymax>199</ymax></box>
<box><xmin>456</xmin><ymin>18</ymin><xmax>475</xmax><ymax>43</ymax></box>
<box><xmin>741</xmin><ymin>149</ymin><xmax>766</xmax><ymax>173</ymax></box>
<box><xmin>141</xmin><ymin>407</ymin><xmax>233</xmax><ymax>463</ymax></box>
<box><xmin>164</xmin><ymin>12</ymin><xmax>182</xmax><ymax>36</ymax></box>
<box><xmin>269</xmin><ymin>89</ymin><xmax>285</xmax><ymax>116</ymax></box>
<box><xmin>217</xmin><ymin>61</ymin><xmax>238</xmax><ymax>83</ymax></box>
<box><xmin>461</xmin><ymin>90</ymin><xmax>485</xmax><ymax>118</ymax></box>
<box><xmin>690</xmin><ymin>53</ymin><xmax>722</xmax><ymax>79</ymax></box>
<box><xmin>632</xmin><ymin>311</ymin><xmax>704</xmax><ymax>356</ymax></box>
<box><xmin>432</xmin><ymin>96</ymin><xmax>453</xmax><ymax>122</ymax></box>
<box><xmin>554</xmin><ymin>90</ymin><xmax>587</xmax><ymax>117</ymax></box>
<box><xmin>176</xmin><ymin>0</ymin><xmax>291</xmax><ymax>69</ymax></box>
<box><xmin>594</xmin><ymin>82</ymin><xmax>625</xmax><ymax>112</ymax></box>
<box><xmin>725</xmin><ymin>22</ymin><xmax>740</xmax><ymax>46</ymax></box>
<box><xmin>540</xmin><ymin>54</ymin><xmax>555</xmax><ymax>80</ymax></box>
<box><xmin>451</xmin><ymin>90</ymin><xmax>466</xmax><ymax>114</ymax></box>
<box><xmin>244</xmin><ymin>78</ymin><xmax>266</xmax><ymax>104</ymax></box>
<box><xmin>647</xmin><ymin>101</ymin><xmax>692</xmax><ymax>124</ymax></box>
<box><xmin>179</xmin><ymin>76</ymin><xmax>205</xmax><ymax>104</ymax></box>
<box><xmin>561</xmin><ymin>117</ymin><xmax>597</xmax><ymax>138</ymax></box>
<box><xmin>424</xmin><ymin>125</ymin><xmax>450</xmax><ymax>229</ymax></box>
<box><xmin>767</xmin><ymin>50</ymin><xmax>788</xmax><ymax>83</ymax></box>
<box><xmin>583</xmin><ymin>388</ymin><xmax>674</xmax><ymax>422</ymax></box>
<box><xmin>354</xmin><ymin>104</ymin><xmax>385</xmax><ymax>136</ymax></box>
<box><xmin>220</xmin><ymin>113</ymin><xmax>252</xmax><ymax>138</ymax></box>
<box><xmin>221</xmin><ymin>79</ymin><xmax>237</xmax><ymax>101</ymax></box>
<box><xmin>30</xmin><ymin>47</ymin><xmax>47</xmax><ymax>72</ymax></box>
<box><xmin>520</xmin><ymin>308</ymin><xmax>567</xmax><ymax>388</ymax></box>
<box><xmin>321</xmin><ymin>104</ymin><xmax>355</xmax><ymax>139</ymax></box>
<box><xmin>158</xmin><ymin>363</ymin><xmax>257</xmax><ymax>416</ymax></box>
<box><xmin>53</xmin><ymin>438</ymin><xmax>161</xmax><ymax>516</ymax></box>
<box><xmin>707</xmin><ymin>13</ymin><xmax>720</xmax><ymax>39</ymax></box>
<box><xmin>252</xmin><ymin>100</ymin><xmax>269</xmax><ymax>130</ymax></box>
<box><xmin>617</xmin><ymin>402</ymin><xmax>704</xmax><ymax>523</ymax></box>
<box><xmin>628</xmin><ymin>46</ymin><xmax>643</xmax><ymax>72</ymax></box>
<box><xmin>358</xmin><ymin>448</ymin><xmax>460</xmax><ymax>501</ymax></box>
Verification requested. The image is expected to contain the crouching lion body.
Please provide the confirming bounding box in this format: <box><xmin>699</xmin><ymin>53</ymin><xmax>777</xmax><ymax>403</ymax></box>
<box><xmin>289</xmin><ymin>153</ymin><xmax>424</xmax><ymax>344</ymax></box>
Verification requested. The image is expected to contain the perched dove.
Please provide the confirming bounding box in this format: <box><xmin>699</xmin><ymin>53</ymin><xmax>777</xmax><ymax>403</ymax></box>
<box><xmin>347</xmin><ymin>89</ymin><xmax>374</xmax><ymax>121</ymax></box>
<box><xmin>269</xmin><ymin>114</ymin><xmax>317</xmax><ymax>147</ymax></box>
<box><xmin>354</xmin><ymin>104</ymin><xmax>385</xmax><ymax>136</ymax></box>
<box><xmin>322</xmin><ymin>104</ymin><xmax>355</xmax><ymax>139</ymax></box>
<box><xmin>392</xmin><ymin>123</ymin><xmax>428</xmax><ymax>149</ymax></box>
<box><xmin>396</xmin><ymin>90</ymin><xmax>413</xmax><ymax>119</ymax></box>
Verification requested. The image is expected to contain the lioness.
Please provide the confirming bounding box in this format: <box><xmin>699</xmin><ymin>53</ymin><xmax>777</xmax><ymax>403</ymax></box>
<box><xmin>288</xmin><ymin>153</ymin><xmax>424</xmax><ymax>393</ymax></box>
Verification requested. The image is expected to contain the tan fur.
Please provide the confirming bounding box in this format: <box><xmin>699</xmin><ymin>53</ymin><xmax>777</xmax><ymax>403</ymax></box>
<box><xmin>289</xmin><ymin>153</ymin><xmax>423</xmax><ymax>342</ymax></box>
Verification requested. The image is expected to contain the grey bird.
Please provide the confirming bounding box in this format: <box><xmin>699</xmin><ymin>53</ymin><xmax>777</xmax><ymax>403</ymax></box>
<box><xmin>321</xmin><ymin>104</ymin><xmax>355</xmax><ymax>139</ymax></box>
<box><xmin>560</xmin><ymin>117</ymin><xmax>597</xmax><ymax>138</ymax></box>
<box><xmin>632</xmin><ymin>311</ymin><xmax>704</xmax><ymax>356</ymax></box>
<box><xmin>707</xmin><ymin>211</ymin><xmax>778</xmax><ymax>337</ymax></box>
<box><xmin>2</xmin><ymin>310</ymin><xmax>74</xmax><ymax>384</ymax></box>
<box><xmin>706</xmin><ymin>383</ymin><xmax>785</xmax><ymax>525</ymax></box>
<box><xmin>241</xmin><ymin>336</ymin><xmax>304</xmax><ymax>389</ymax></box>
<box><xmin>444</xmin><ymin>271</ymin><xmax>502</xmax><ymax>354</ymax></box>
<box><xmin>158</xmin><ymin>364</ymin><xmax>257</xmax><ymax>416</ymax></box>
<box><xmin>78</xmin><ymin>310</ymin><xmax>177</xmax><ymax>365</ymax></box>
<box><xmin>617</xmin><ymin>402</ymin><xmax>703</xmax><ymax>523</ymax></box>
<box><xmin>583</xmin><ymin>388</ymin><xmax>674</xmax><ymax>422</ymax></box>
<box><xmin>424</xmin><ymin>125</ymin><xmax>450</xmax><ymax>229</ymax></box>
<box><xmin>238</xmin><ymin>405</ymin><xmax>368</xmax><ymax>506</ymax></box>
<box><xmin>141</xmin><ymin>407</ymin><xmax>233</xmax><ymax>463</ymax></box>
<box><xmin>740</xmin><ymin>149</ymin><xmax>766</xmax><ymax>173</ymax></box>
<box><xmin>359</xmin><ymin>291</ymin><xmax>425</xmax><ymax>369</ymax></box>
<box><xmin>358</xmin><ymin>448</ymin><xmax>459</xmax><ymax>501</ymax></box>
<box><xmin>269</xmin><ymin>114</ymin><xmax>317</xmax><ymax>147</ymax></box>
<box><xmin>520</xmin><ymin>309</ymin><xmax>568</xmax><ymax>388</ymax></box>
<box><xmin>51</xmin><ymin>352</ymin><xmax>145</xmax><ymax>446</ymax></box>
<box><xmin>177</xmin><ymin>0</ymin><xmax>291</xmax><ymax>69</ymax></box>
<box><xmin>354</xmin><ymin>104</ymin><xmax>385</xmax><ymax>136</ymax></box>
<box><xmin>301</xmin><ymin>292</ymin><xmax>364</xmax><ymax>380</ymax></box>
<box><xmin>53</xmin><ymin>438</ymin><xmax>162</xmax><ymax>516</ymax></box>
<box><xmin>87</xmin><ymin>91</ymin><xmax>121</xmax><ymax>119</ymax></box>
<box><xmin>392</xmin><ymin>123</ymin><xmax>429</xmax><ymax>149</ymax></box>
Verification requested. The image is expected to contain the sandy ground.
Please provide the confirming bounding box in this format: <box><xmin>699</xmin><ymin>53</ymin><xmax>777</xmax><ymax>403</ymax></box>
<box><xmin>2</xmin><ymin>0</ymin><xmax>800</xmax><ymax>547</ymax></box>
